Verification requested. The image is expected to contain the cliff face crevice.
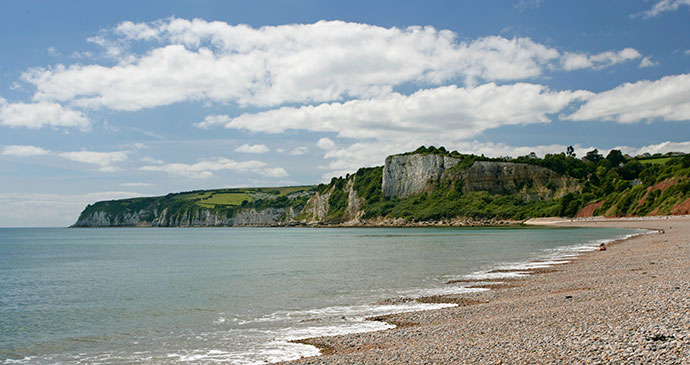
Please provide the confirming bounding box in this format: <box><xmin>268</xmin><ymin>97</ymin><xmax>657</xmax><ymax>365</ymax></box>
<box><xmin>345</xmin><ymin>177</ymin><xmax>364</xmax><ymax>223</ymax></box>
<box><xmin>302</xmin><ymin>188</ymin><xmax>332</xmax><ymax>223</ymax></box>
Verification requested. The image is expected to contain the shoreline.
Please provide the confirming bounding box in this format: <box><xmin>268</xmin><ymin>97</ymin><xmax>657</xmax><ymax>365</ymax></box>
<box><xmin>282</xmin><ymin>215</ymin><xmax>690</xmax><ymax>364</ymax></box>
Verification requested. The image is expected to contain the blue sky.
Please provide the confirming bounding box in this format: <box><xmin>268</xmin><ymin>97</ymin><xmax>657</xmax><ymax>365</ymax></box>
<box><xmin>1</xmin><ymin>0</ymin><xmax>689</xmax><ymax>227</ymax></box>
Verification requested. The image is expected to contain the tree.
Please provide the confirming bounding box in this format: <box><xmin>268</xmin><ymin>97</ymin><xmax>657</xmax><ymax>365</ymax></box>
<box><xmin>584</xmin><ymin>149</ymin><xmax>603</xmax><ymax>163</ymax></box>
<box><xmin>606</xmin><ymin>149</ymin><xmax>626</xmax><ymax>167</ymax></box>
<box><xmin>566</xmin><ymin>145</ymin><xmax>576</xmax><ymax>157</ymax></box>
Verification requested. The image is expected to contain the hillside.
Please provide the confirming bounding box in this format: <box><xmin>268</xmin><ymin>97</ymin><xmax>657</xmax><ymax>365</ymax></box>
<box><xmin>73</xmin><ymin>186</ymin><xmax>316</xmax><ymax>227</ymax></box>
<box><xmin>72</xmin><ymin>147</ymin><xmax>690</xmax><ymax>227</ymax></box>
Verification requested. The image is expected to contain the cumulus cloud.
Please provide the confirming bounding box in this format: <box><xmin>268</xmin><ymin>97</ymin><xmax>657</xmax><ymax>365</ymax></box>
<box><xmin>561</xmin><ymin>48</ymin><xmax>641</xmax><ymax>71</ymax></box>
<box><xmin>58</xmin><ymin>150</ymin><xmax>129</xmax><ymax>172</ymax></box>
<box><xmin>0</xmin><ymin>98</ymin><xmax>90</xmax><ymax>130</ymax></box>
<box><xmin>222</xmin><ymin>83</ymin><xmax>592</xmax><ymax>142</ymax></box>
<box><xmin>289</xmin><ymin>146</ymin><xmax>309</xmax><ymax>155</ymax></box>
<box><xmin>194</xmin><ymin>114</ymin><xmax>232</xmax><ymax>129</ymax></box>
<box><xmin>2</xmin><ymin>145</ymin><xmax>128</xmax><ymax>172</ymax></box>
<box><xmin>317</xmin><ymin>138</ymin><xmax>336</xmax><ymax>150</ymax></box>
<box><xmin>140</xmin><ymin>157</ymin><xmax>287</xmax><ymax>179</ymax></box>
<box><xmin>614</xmin><ymin>140</ymin><xmax>690</xmax><ymax>156</ymax></box>
<box><xmin>634</xmin><ymin>0</ymin><xmax>690</xmax><ymax>18</ymax></box>
<box><xmin>567</xmin><ymin>73</ymin><xmax>690</xmax><ymax>123</ymax></box>
<box><xmin>208</xmin><ymin>82</ymin><xmax>590</xmax><ymax>179</ymax></box>
<box><xmin>19</xmin><ymin>19</ymin><xmax>638</xmax><ymax>112</ymax></box>
<box><xmin>1</xmin><ymin>145</ymin><xmax>51</xmax><ymax>156</ymax></box>
<box><xmin>639</xmin><ymin>56</ymin><xmax>659</xmax><ymax>68</ymax></box>
<box><xmin>234</xmin><ymin>143</ymin><xmax>269</xmax><ymax>154</ymax></box>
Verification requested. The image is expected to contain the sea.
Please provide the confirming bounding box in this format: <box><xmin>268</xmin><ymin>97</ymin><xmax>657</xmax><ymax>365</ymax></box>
<box><xmin>0</xmin><ymin>226</ymin><xmax>640</xmax><ymax>364</ymax></box>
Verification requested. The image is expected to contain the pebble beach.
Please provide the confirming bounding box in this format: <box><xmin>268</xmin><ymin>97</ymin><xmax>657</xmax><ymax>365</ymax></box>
<box><xmin>284</xmin><ymin>216</ymin><xmax>690</xmax><ymax>364</ymax></box>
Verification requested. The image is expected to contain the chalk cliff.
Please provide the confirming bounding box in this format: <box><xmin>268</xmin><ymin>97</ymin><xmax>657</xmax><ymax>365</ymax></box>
<box><xmin>382</xmin><ymin>154</ymin><xmax>579</xmax><ymax>201</ymax></box>
<box><xmin>383</xmin><ymin>154</ymin><xmax>460</xmax><ymax>199</ymax></box>
<box><xmin>73</xmin><ymin>206</ymin><xmax>298</xmax><ymax>227</ymax></box>
<box><xmin>72</xmin><ymin>149</ymin><xmax>587</xmax><ymax>227</ymax></box>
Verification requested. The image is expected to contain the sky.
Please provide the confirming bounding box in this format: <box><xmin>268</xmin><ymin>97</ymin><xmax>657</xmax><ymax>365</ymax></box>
<box><xmin>1</xmin><ymin>0</ymin><xmax>689</xmax><ymax>227</ymax></box>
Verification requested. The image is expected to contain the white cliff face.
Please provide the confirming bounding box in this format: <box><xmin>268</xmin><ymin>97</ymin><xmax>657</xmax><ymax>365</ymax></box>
<box><xmin>75</xmin><ymin>206</ymin><xmax>296</xmax><ymax>227</ymax></box>
<box><xmin>382</xmin><ymin>154</ymin><xmax>461</xmax><ymax>199</ymax></box>
<box><xmin>300</xmin><ymin>175</ymin><xmax>365</xmax><ymax>224</ymax></box>
<box><xmin>345</xmin><ymin>177</ymin><xmax>364</xmax><ymax>222</ymax></box>
<box><xmin>381</xmin><ymin>154</ymin><xmax>580</xmax><ymax>201</ymax></box>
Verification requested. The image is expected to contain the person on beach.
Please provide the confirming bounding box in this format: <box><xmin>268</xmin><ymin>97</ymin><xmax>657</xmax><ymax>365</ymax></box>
<box><xmin>599</xmin><ymin>243</ymin><xmax>606</xmax><ymax>251</ymax></box>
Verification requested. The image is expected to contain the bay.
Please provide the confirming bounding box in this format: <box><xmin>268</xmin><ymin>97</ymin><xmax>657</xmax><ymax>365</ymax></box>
<box><xmin>0</xmin><ymin>226</ymin><xmax>637</xmax><ymax>363</ymax></box>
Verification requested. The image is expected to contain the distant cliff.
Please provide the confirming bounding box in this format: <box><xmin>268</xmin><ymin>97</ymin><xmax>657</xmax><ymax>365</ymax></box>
<box><xmin>72</xmin><ymin>187</ymin><xmax>314</xmax><ymax>227</ymax></box>
<box><xmin>73</xmin><ymin>146</ymin><xmax>690</xmax><ymax>227</ymax></box>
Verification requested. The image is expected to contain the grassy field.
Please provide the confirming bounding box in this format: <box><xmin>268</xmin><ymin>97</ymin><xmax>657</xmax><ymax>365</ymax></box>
<box><xmin>637</xmin><ymin>156</ymin><xmax>678</xmax><ymax>165</ymax></box>
<box><xmin>199</xmin><ymin>192</ymin><xmax>253</xmax><ymax>206</ymax></box>
<box><xmin>169</xmin><ymin>186</ymin><xmax>316</xmax><ymax>209</ymax></box>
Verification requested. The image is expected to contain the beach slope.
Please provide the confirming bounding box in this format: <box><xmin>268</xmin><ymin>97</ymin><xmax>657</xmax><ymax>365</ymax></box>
<box><xmin>286</xmin><ymin>216</ymin><xmax>690</xmax><ymax>363</ymax></box>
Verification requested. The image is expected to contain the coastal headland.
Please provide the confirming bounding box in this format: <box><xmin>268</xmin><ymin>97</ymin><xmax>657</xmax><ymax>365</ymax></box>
<box><xmin>283</xmin><ymin>215</ymin><xmax>690</xmax><ymax>364</ymax></box>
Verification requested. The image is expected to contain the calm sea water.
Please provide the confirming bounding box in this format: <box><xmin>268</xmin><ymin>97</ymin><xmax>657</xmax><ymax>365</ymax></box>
<box><xmin>0</xmin><ymin>226</ymin><xmax>637</xmax><ymax>364</ymax></box>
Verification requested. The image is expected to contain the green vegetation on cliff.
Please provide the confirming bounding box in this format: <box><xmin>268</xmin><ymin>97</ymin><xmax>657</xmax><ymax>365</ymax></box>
<box><xmin>316</xmin><ymin>146</ymin><xmax>690</xmax><ymax>222</ymax></box>
<box><xmin>74</xmin><ymin>146</ymin><xmax>690</xmax><ymax>227</ymax></box>
<box><xmin>76</xmin><ymin>186</ymin><xmax>316</xmax><ymax>226</ymax></box>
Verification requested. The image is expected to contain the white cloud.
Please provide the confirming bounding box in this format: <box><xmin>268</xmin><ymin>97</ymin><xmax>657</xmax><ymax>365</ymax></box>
<box><xmin>567</xmin><ymin>73</ymin><xmax>690</xmax><ymax>123</ymax></box>
<box><xmin>223</xmin><ymin>83</ymin><xmax>592</xmax><ymax>142</ymax></box>
<box><xmin>234</xmin><ymin>143</ymin><xmax>269</xmax><ymax>154</ymax></box>
<box><xmin>141</xmin><ymin>156</ymin><xmax>164</xmax><ymax>164</ymax></box>
<box><xmin>20</xmin><ymin>19</ymin><xmax>638</xmax><ymax>112</ymax></box>
<box><xmin>561</xmin><ymin>48</ymin><xmax>641</xmax><ymax>71</ymax></box>
<box><xmin>317</xmin><ymin>138</ymin><xmax>336</xmax><ymax>150</ymax></box>
<box><xmin>685</xmin><ymin>49</ymin><xmax>690</xmax><ymax>56</ymax></box>
<box><xmin>58</xmin><ymin>150</ymin><xmax>129</xmax><ymax>172</ymax></box>
<box><xmin>289</xmin><ymin>146</ymin><xmax>309</xmax><ymax>155</ymax></box>
<box><xmin>195</xmin><ymin>114</ymin><xmax>232</xmax><ymax>129</ymax></box>
<box><xmin>0</xmin><ymin>98</ymin><xmax>90</xmax><ymax>130</ymax></box>
<box><xmin>140</xmin><ymin>157</ymin><xmax>286</xmax><ymax>179</ymax></box>
<box><xmin>614</xmin><ymin>140</ymin><xmax>690</xmax><ymax>156</ymax></box>
<box><xmin>0</xmin><ymin>191</ymin><xmax>145</xmax><ymax>227</ymax></box>
<box><xmin>634</xmin><ymin>0</ymin><xmax>690</xmax><ymax>18</ymax></box>
<box><xmin>260</xmin><ymin>167</ymin><xmax>289</xmax><ymax>178</ymax></box>
<box><xmin>2</xmin><ymin>145</ymin><xmax>128</xmax><ymax>172</ymax></box>
<box><xmin>1</xmin><ymin>145</ymin><xmax>51</xmax><ymax>156</ymax></box>
<box><xmin>639</xmin><ymin>56</ymin><xmax>659</xmax><ymax>68</ymax></box>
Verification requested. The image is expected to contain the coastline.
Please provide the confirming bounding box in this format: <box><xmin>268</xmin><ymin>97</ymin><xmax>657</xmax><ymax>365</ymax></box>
<box><xmin>282</xmin><ymin>215</ymin><xmax>690</xmax><ymax>364</ymax></box>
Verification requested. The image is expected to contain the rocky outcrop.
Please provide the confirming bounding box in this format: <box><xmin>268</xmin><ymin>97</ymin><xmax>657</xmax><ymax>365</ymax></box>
<box><xmin>458</xmin><ymin>161</ymin><xmax>580</xmax><ymax>200</ymax></box>
<box><xmin>345</xmin><ymin>177</ymin><xmax>364</xmax><ymax>222</ymax></box>
<box><xmin>382</xmin><ymin>154</ymin><xmax>579</xmax><ymax>201</ymax></box>
<box><xmin>73</xmin><ymin>209</ymin><xmax>155</xmax><ymax>227</ymax></box>
<box><xmin>383</xmin><ymin>154</ymin><xmax>461</xmax><ymax>199</ymax></box>
<box><xmin>302</xmin><ymin>189</ymin><xmax>332</xmax><ymax>223</ymax></box>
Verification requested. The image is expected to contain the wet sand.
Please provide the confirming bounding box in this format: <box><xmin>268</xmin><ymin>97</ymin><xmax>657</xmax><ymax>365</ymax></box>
<box><xmin>284</xmin><ymin>216</ymin><xmax>690</xmax><ymax>364</ymax></box>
